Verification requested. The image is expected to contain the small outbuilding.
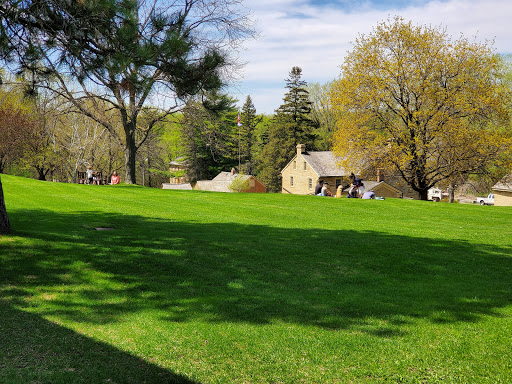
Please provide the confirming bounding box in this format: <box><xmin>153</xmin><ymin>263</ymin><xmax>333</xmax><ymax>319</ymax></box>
<box><xmin>194</xmin><ymin>169</ymin><xmax>266</xmax><ymax>193</ymax></box>
<box><xmin>492</xmin><ymin>173</ymin><xmax>512</xmax><ymax>206</ymax></box>
<box><xmin>362</xmin><ymin>180</ymin><xmax>403</xmax><ymax>199</ymax></box>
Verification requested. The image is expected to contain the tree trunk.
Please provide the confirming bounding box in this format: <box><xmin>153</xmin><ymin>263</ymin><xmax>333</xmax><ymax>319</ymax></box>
<box><xmin>124</xmin><ymin>125</ymin><xmax>137</xmax><ymax>184</ymax></box>
<box><xmin>36</xmin><ymin>167</ymin><xmax>47</xmax><ymax>181</ymax></box>
<box><xmin>448</xmin><ymin>187</ymin><xmax>455</xmax><ymax>203</ymax></box>
<box><xmin>419</xmin><ymin>188</ymin><xmax>428</xmax><ymax>201</ymax></box>
<box><xmin>0</xmin><ymin>175</ymin><xmax>11</xmax><ymax>234</ymax></box>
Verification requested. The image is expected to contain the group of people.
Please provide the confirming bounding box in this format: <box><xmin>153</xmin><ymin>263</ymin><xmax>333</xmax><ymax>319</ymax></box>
<box><xmin>86</xmin><ymin>165</ymin><xmax>120</xmax><ymax>185</ymax></box>
<box><xmin>315</xmin><ymin>173</ymin><xmax>375</xmax><ymax>199</ymax></box>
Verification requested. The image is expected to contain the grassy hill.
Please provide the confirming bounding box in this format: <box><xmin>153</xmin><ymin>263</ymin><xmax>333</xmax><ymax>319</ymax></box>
<box><xmin>1</xmin><ymin>174</ymin><xmax>511</xmax><ymax>383</ymax></box>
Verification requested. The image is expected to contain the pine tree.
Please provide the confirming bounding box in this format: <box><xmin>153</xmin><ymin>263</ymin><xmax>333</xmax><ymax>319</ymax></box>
<box><xmin>239</xmin><ymin>95</ymin><xmax>258</xmax><ymax>174</ymax></box>
<box><xmin>256</xmin><ymin>66</ymin><xmax>317</xmax><ymax>192</ymax></box>
<box><xmin>181</xmin><ymin>92</ymin><xmax>239</xmax><ymax>181</ymax></box>
<box><xmin>275</xmin><ymin>66</ymin><xmax>318</xmax><ymax>146</ymax></box>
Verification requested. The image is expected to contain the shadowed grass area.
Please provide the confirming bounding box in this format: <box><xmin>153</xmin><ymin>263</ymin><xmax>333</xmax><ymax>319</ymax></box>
<box><xmin>1</xmin><ymin>175</ymin><xmax>512</xmax><ymax>383</ymax></box>
<box><xmin>3</xmin><ymin>210</ymin><xmax>511</xmax><ymax>329</ymax></box>
<box><xmin>0</xmin><ymin>301</ymin><xmax>197</xmax><ymax>384</ymax></box>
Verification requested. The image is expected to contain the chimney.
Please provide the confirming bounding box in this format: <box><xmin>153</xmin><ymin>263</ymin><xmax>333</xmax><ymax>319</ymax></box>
<box><xmin>297</xmin><ymin>144</ymin><xmax>306</xmax><ymax>155</ymax></box>
<box><xmin>377</xmin><ymin>168</ymin><xmax>384</xmax><ymax>182</ymax></box>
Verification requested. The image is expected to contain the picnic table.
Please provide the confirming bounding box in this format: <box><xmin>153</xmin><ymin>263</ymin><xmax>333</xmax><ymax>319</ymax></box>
<box><xmin>77</xmin><ymin>170</ymin><xmax>108</xmax><ymax>185</ymax></box>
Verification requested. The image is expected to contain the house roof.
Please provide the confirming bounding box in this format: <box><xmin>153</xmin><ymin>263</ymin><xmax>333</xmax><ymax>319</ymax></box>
<box><xmin>169</xmin><ymin>156</ymin><xmax>187</xmax><ymax>166</ymax></box>
<box><xmin>195</xmin><ymin>171</ymin><xmax>263</xmax><ymax>193</ymax></box>
<box><xmin>492</xmin><ymin>173</ymin><xmax>512</xmax><ymax>192</ymax></box>
<box><xmin>302</xmin><ymin>151</ymin><xmax>347</xmax><ymax>177</ymax></box>
<box><xmin>162</xmin><ymin>183</ymin><xmax>193</xmax><ymax>190</ymax></box>
<box><xmin>363</xmin><ymin>180</ymin><xmax>402</xmax><ymax>193</ymax></box>
<box><xmin>213</xmin><ymin>171</ymin><xmax>252</xmax><ymax>182</ymax></box>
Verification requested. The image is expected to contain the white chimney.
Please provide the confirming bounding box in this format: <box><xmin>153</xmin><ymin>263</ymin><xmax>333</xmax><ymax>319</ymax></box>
<box><xmin>297</xmin><ymin>144</ymin><xmax>306</xmax><ymax>155</ymax></box>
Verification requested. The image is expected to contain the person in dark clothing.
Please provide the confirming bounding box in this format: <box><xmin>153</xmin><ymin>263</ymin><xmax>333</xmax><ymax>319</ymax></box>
<box><xmin>315</xmin><ymin>180</ymin><xmax>324</xmax><ymax>195</ymax></box>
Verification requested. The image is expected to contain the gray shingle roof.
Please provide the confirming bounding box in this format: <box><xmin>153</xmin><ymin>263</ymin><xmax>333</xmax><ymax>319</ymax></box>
<box><xmin>303</xmin><ymin>151</ymin><xmax>347</xmax><ymax>177</ymax></box>
<box><xmin>492</xmin><ymin>173</ymin><xmax>512</xmax><ymax>192</ymax></box>
<box><xmin>212</xmin><ymin>171</ymin><xmax>251</xmax><ymax>182</ymax></box>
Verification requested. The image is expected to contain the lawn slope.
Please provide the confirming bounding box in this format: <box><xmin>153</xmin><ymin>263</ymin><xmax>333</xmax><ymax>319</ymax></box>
<box><xmin>1</xmin><ymin>175</ymin><xmax>511</xmax><ymax>383</ymax></box>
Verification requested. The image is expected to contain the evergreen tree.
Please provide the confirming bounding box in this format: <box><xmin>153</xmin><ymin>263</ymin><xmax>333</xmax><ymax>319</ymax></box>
<box><xmin>256</xmin><ymin>66</ymin><xmax>317</xmax><ymax>192</ymax></box>
<box><xmin>256</xmin><ymin>117</ymin><xmax>295</xmax><ymax>192</ymax></box>
<box><xmin>275</xmin><ymin>66</ymin><xmax>318</xmax><ymax>146</ymax></box>
<box><xmin>181</xmin><ymin>92</ymin><xmax>239</xmax><ymax>181</ymax></box>
<box><xmin>239</xmin><ymin>95</ymin><xmax>258</xmax><ymax>174</ymax></box>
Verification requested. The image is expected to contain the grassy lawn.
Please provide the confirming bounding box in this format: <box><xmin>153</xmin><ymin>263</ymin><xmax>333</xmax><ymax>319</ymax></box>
<box><xmin>1</xmin><ymin>174</ymin><xmax>511</xmax><ymax>383</ymax></box>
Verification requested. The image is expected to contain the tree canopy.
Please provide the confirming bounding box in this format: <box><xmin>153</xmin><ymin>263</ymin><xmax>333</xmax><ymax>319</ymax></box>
<box><xmin>0</xmin><ymin>0</ymin><xmax>254</xmax><ymax>184</ymax></box>
<box><xmin>330</xmin><ymin>17</ymin><xmax>512</xmax><ymax>199</ymax></box>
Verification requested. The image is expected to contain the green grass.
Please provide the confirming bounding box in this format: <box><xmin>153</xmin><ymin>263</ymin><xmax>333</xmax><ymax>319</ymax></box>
<box><xmin>1</xmin><ymin>174</ymin><xmax>512</xmax><ymax>383</ymax></box>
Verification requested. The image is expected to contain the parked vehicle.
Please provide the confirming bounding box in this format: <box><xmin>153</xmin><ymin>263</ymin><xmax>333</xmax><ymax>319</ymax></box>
<box><xmin>476</xmin><ymin>193</ymin><xmax>494</xmax><ymax>206</ymax></box>
<box><xmin>428</xmin><ymin>188</ymin><xmax>443</xmax><ymax>202</ymax></box>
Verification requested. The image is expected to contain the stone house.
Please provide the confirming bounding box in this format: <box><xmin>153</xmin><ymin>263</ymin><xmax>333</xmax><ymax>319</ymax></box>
<box><xmin>492</xmin><ymin>172</ymin><xmax>512</xmax><ymax>206</ymax></box>
<box><xmin>281</xmin><ymin>144</ymin><xmax>349</xmax><ymax>195</ymax></box>
<box><xmin>194</xmin><ymin>169</ymin><xmax>266</xmax><ymax>193</ymax></box>
<box><xmin>168</xmin><ymin>157</ymin><xmax>189</xmax><ymax>184</ymax></box>
<box><xmin>281</xmin><ymin>144</ymin><xmax>405</xmax><ymax>198</ymax></box>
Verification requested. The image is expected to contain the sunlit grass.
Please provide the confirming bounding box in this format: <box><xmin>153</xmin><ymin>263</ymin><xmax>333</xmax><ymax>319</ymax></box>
<box><xmin>1</xmin><ymin>174</ymin><xmax>511</xmax><ymax>383</ymax></box>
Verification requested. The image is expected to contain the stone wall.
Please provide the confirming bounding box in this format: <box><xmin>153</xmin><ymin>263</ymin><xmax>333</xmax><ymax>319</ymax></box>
<box><xmin>494</xmin><ymin>191</ymin><xmax>512</xmax><ymax>206</ymax></box>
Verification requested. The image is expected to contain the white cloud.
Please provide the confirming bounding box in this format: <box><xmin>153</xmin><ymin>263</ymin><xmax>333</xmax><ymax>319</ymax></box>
<box><xmin>231</xmin><ymin>0</ymin><xmax>512</xmax><ymax>114</ymax></box>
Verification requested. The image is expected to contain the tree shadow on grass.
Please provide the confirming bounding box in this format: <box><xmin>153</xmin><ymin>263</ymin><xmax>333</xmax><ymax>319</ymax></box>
<box><xmin>0</xmin><ymin>301</ymin><xmax>198</xmax><ymax>383</ymax></box>
<box><xmin>2</xmin><ymin>209</ymin><xmax>512</xmax><ymax>335</ymax></box>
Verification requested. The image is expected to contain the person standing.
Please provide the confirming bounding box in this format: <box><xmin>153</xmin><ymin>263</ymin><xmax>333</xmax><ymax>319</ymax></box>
<box><xmin>86</xmin><ymin>166</ymin><xmax>94</xmax><ymax>185</ymax></box>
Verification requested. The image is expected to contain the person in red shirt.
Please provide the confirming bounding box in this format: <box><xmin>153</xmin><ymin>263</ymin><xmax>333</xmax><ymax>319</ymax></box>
<box><xmin>111</xmin><ymin>170</ymin><xmax>120</xmax><ymax>185</ymax></box>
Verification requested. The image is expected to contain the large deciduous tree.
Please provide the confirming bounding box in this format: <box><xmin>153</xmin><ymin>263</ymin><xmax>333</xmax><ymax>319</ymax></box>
<box><xmin>307</xmin><ymin>81</ymin><xmax>337</xmax><ymax>150</ymax></box>
<box><xmin>331</xmin><ymin>17</ymin><xmax>511</xmax><ymax>200</ymax></box>
<box><xmin>0</xmin><ymin>0</ymin><xmax>253</xmax><ymax>184</ymax></box>
<box><xmin>0</xmin><ymin>87</ymin><xmax>40</xmax><ymax>234</ymax></box>
<box><xmin>0</xmin><ymin>89</ymin><xmax>38</xmax><ymax>173</ymax></box>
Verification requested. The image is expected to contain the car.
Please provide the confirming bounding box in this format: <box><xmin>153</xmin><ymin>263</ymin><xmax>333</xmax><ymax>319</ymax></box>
<box><xmin>428</xmin><ymin>187</ymin><xmax>444</xmax><ymax>202</ymax></box>
<box><xmin>476</xmin><ymin>193</ymin><xmax>494</xmax><ymax>205</ymax></box>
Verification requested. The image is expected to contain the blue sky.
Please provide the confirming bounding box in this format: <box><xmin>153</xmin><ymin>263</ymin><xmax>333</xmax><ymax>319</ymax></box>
<box><xmin>231</xmin><ymin>0</ymin><xmax>512</xmax><ymax>114</ymax></box>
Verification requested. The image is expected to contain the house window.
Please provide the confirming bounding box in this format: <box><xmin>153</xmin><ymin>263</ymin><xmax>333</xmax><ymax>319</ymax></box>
<box><xmin>336</xmin><ymin>179</ymin><xmax>342</xmax><ymax>189</ymax></box>
<box><xmin>290</xmin><ymin>176</ymin><xmax>294</xmax><ymax>186</ymax></box>
<box><xmin>308</xmin><ymin>178</ymin><xmax>313</xmax><ymax>190</ymax></box>
<box><xmin>293</xmin><ymin>161</ymin><xmax>296</xmax><ymax>170</ymax></box>
<box><xmin>303</xmin><ymin>162</ymin><xmax>307</xmax><ymax>170</ymax></box>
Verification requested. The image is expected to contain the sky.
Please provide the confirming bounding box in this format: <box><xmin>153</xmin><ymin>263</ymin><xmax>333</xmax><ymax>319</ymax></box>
<box><xmin>230</xmin><ymin>0</ymin><xmax>512</xmax><ymax>114</ymax></box>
